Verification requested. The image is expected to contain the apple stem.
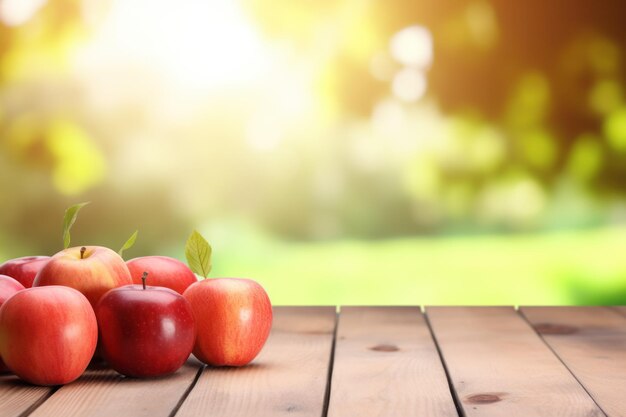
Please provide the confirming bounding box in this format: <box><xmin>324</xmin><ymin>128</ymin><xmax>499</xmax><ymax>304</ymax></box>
<box><xmin>80</xmin><ymin>247</ymin><xmax>86</xmax><ymax>259</ymax></box>
<box><xmin>141</xmin><ymin>271</ymin><xmax>148</xmax><ymax>290</ymax></box>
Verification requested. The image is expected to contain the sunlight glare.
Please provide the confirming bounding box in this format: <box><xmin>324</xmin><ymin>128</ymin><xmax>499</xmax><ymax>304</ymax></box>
<box><xmin>0</xmin><ymin>0</ymin><xmax>46</xmax><ymax>26</ymax></box>
<box><xmin>74</xmin><ymin>0</ymin><xmax>273</xmax><ymax>91</ymax></box>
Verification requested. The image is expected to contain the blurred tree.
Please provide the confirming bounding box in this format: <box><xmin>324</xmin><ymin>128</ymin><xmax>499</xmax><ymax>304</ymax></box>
<box><xmin>2</xmin><ymin>0</ymin><xmax>626</xmax><ymax>248</ymax></box>
<box><xmin>243</xmin><ymin>0</ymin><xmax>626</xmax><ymax>235</ymax></box>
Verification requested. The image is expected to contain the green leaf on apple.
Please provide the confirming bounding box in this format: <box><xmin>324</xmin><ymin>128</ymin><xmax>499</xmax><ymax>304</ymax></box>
<box><xmin>62</xmin><ymin>202</ymin><xmax>90</xmax><ymax>249</ymax></box>
<box><xmin>185</xmin><ymin>230</ymin><xmax>212</xmax><ymax>278</ymax></box>
<box><xmin>118</xmin><ymin>230</ymin><xmax>138</xmax><ymax>258</ymax></box>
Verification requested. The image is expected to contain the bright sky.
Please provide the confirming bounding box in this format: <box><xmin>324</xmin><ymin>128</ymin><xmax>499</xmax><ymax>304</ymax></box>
<box><xmin>75</xmin><ymin>0</ymin><xmax>275</xmax><ymax>91</ymax></box>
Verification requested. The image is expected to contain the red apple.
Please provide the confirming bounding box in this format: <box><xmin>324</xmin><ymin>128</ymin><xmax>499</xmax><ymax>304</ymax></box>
<box><xmin>183</xmin><ymin>278</ymin><xmax>272</xmax><ymax>366</ymax></box>
<box><xmin>0</xmin><ymin>286</ymin><xmax>97</xmax><ymax>385</ymax></box>
<box><xmin>33</xmin><ymin>246</ymin><xmax>132</xmax><ymax>308</ymax></box>
<box><xmin>126</xmin><ymin>256</ymin><xmax>197</xmax><ymax>295</ymax></box>
<box><xmin>0</xmin><ymin>256</ymin><xmax>50</xmax><ymax>288</ymax></box>
<box><xmin>96</xmin><ymin>273</ymin><xmax>196</xmax><ymax>377</ymax></box>
<box><xmin>0</xmin><ymin>275</ymin><xmax>25</xmax><ymax>305</ymax></box>
<box><xmin>0</xmin><ymin>275</ymin><xmax>26</xmax><ymax>372</ymax></box>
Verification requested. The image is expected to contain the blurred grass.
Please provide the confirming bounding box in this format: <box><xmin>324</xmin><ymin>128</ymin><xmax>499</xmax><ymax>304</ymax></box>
<box><xmin>201</xmin><ymin>225</ymin><xmax>626</xmax><ymax>305</ymax></box>
<box><xmin>2</xmin><ymin>224</ymin><xmax>623</xmax><ymax>305</ymax></box>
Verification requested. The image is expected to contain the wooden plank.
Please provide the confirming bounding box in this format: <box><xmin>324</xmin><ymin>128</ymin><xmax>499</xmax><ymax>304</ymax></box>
<box><xmin>521</xmin><ymin>307</ymin><xmax>626</xmax><ymax>417</ymax></box>
<box><xmin>28</xmin><ymin>360</ymin><xmax>202</xmax><ymax>417</ymax></box>
<box><xmin>326</xmin><ymin>307</ymin><xmax>458</xmax><ymax>417</ymax></box>
<box><xmin>612</xmin><ymin>307</ymin><xmax>626</xmax><ymax>318</ymax></box>
<box><xmin>176</xmin><ymin>306</ymin><xmax>336</xmax><ymax>417</ymax></box>
<box><xmin>0</xmin><ymin>374</ymin><xmax>53</xmax><ymax>417</ymax></box>
<box><xmin>426</xmin><ymin>307</ymin><xmax>605</xmax><ymax>417</ymax></box>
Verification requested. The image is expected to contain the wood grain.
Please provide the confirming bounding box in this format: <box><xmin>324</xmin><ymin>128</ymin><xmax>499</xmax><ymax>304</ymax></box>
<box><xmin>0</xmin><ymin>374</ymin><xmax>52</xmax><ymax>417</ymax></box>
<box><xmin>175</xmin><ymin>306</ymin><xmax>336</xmax><ymax>417</ymax></box>
<box><xmin>326</xmin><ymin>307</ymin><xmax>458</xmax><ymax>417</ymax></box>
<box><xmin>612</xmin><ymin>307</ymin><xmax>626</xmax><ymax>318</ymax></box>
<box><xmin>521</xmin><ymin>307</ymin><xmax>626</xmax><ymax>417</ymax></box>
<box><xmin>427</xmin><ymin>307</ymin><xmax>605</xmax><ymax>417</ymax></box>
<box><xmin>28</xmin><ymin>361</ymin><xmax>202</xmax><ymax>417</ymax></box>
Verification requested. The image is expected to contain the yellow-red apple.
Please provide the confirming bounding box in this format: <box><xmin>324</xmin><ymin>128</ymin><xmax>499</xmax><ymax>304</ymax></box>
<box><xmin>183</xmin><ymin>278</ymin><xmax>272</xmax><ymax>366</ymax></box>
<box><xmin>0</xmin><ymin>286</ymin><xmax>97</xmax><ymax>385</ymax></box>
<box><xmin>0</xmin><ymin>256</ymin><xmax>50</xmax><ymax>288</ymax></box>
<box><xmin>0</xmin><ymin>275</ymin><xmax>26</xmax><ymax>372</ymax></box>
<box><xmin>33</xmin><ymin>246</ymin><xmax>132</xmax><ymax>308</ymax></box>
<box><xmin>126</xmin><ymin>256</ymin><xmax>197</xmax><ymax>294</ymax></box>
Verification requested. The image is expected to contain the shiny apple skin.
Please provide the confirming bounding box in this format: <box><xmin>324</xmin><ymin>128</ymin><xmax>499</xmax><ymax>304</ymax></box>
<box><xmin>126</xmin><ymin>256</ymin><xmax>197</xmax><ymax>295</ymax></box>
<box><xmin>0</xmin><ymin>275</ymin><xmax>25</xmax><ymax>305</ymax></box>
<box><xmin>96</xmin><ymin>284</ymin><xmax>196</xmax><ymax>378</ymax></box>
<box><xmin>183</xmin><ymin>278</ymin><xmax>272</xmax><ymax>366</ymax></box>
<box><xmin>0</xmin><ymin>275</ymin><xmax>26</xmax><ymax>372</ymax></box>
<box><xmin>0</xmin><ymin>256</ymin><xmax>51</xmax><ymax>288</ymax></box>
<box><xmin>0</xmin><ymin>286</ymin><xmax>97</xmax><ymax>385</ymax></box>
<box><xmin>33</xmin><ymin>246</ymin><xmax>132</xmax><ymax>308</ymax></box>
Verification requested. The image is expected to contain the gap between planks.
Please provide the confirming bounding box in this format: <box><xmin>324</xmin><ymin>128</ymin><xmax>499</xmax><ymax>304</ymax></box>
<box><xmin>520</xmin><ymin>306</ymin><xmax>626</xmax><ymax>417</ymax></box>
<box><xmin>0</xmin><ymin>375</ymin><xmax>55</xmax><ymax>417</ymax></box>
<box><xmin>175</xmin><ymin>306</ymin><xmax>336</xmax><ymax>417</ymax></box>
<box><xmin>326</xmin><ymin>307</ymin><xmax>458</xmax><ymax>417</ymax></box>
<box><xmin>3</xmin><ymin>306</ymin><xmax>625</xmax><ymax>417</ymax></box>
<box><xmin>27</xmin><ymin>360</ymin><xmax>203</xmax><ymax>417</ymax></box>
<box><xmin>426</xmin><ymin>306</ymin><xmax>606</xmax><ymax>417</ymax></box>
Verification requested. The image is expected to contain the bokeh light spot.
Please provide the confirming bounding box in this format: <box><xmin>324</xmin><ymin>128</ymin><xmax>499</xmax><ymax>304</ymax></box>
<box><xmin>465</xmin><ymin>0</ymin><xmax>498</xmax><ymax>49</ymax></box>
<box><xmin>404</xmin><ymin>156</ymin><xmax>440</xmax><ymax>200</ymax></box>
<box><xmin>589</xmin><ymin>79</ymin><xmax>622</xmax><ymax>114</ymax></box>
<box><xmin>520</xmin><ymin>129</ymin><xmax>557</xmax><ymax>169</ymax></box>
<box><xmin>392</xmin><ymin>68</ymin><xmax>427</xmax><ymax>102</ymax></box>
<box><xmin>567</xmin><ymin>134</ymin><xmax>603</xmax><ymax>183</ymax></box>
<box><xmin>478</xmin><ymin>174</ymin><xmax>546</xmax><ymax>228</ymax></box>
<box><xmin>469</xmin><ymin>128</ymin><xmax>505</xmax><ymax>172</ymax></box>
<box><xmin>507</xmin><ymin>72</ymin><xmax>550</xmax><ymax>128</ymax></box>
<box><xmin>389</xmin><ymin>25</ymin><xmax>433</xmax><ymax>68</ymax></box>
<box><xmin>46</xmin><ymin>120</ymin><xmax>106</xmax><ymax>195</ymax></box>
<box><xmin>0</xmin><ymin>0</ymin><xmax>46</xmax><ymax>26</ymax></box>
<box><xmin>604</xmin><ymin>107</ymin><xmax>626</xmax><ymax>151</ymax></box>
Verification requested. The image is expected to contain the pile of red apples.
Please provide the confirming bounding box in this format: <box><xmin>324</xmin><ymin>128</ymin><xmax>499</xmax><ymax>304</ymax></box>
<box><xmin>0</xmin><ymin>242</ymin><xmax>272</xmax><ymax>386</ymax></box>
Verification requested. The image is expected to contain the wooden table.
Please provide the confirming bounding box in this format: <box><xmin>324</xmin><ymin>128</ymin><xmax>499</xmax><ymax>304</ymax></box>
<box><xmin>1</xmin><ymin>306</ymin><xmax>625</xmax><ymax>417</ymax></box>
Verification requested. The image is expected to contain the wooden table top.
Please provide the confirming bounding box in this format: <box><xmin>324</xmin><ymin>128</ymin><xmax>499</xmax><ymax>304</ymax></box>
<box><xmin>1</xmin><ymin>306</ymin><xmax>625</xmax><ymax>417</ymax></box>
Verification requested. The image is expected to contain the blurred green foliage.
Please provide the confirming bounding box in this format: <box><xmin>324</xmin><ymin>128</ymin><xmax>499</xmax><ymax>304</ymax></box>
<box><xmin>204</xmin><ymin>222</ymin><xmax>626</xmax><ymax>305</ymax></box>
